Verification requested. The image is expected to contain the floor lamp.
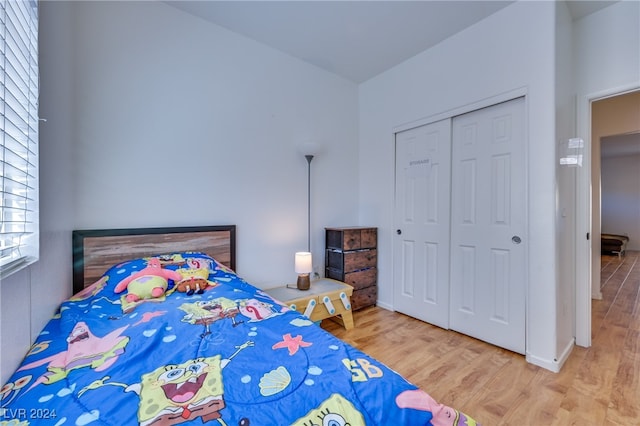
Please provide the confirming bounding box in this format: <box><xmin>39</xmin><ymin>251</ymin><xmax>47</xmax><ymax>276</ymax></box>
<box><xmin>305</xmin><ymin>154</ymin><xmax>313</xmax><ymax>252</ymax></box>
<box><xmin>295</xmin><ymin>149</ymin><xmax>316</xmax><ymax>290</ymax></box>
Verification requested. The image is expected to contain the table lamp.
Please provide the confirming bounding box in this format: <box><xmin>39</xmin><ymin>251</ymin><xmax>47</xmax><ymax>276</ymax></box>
<box><xmin>295</xmin><ymin>251</ymin><xmax>312</xmax><ymax>290</ymax></box>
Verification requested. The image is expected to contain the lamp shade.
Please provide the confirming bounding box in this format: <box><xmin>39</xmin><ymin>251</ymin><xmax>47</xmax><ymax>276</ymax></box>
<box><xmin>294</xmin><ymin>252</ymin><xmax>313</xmax><ymax>274</ymax></box>
<box><xmin>298</xmin><ymin>141</ymin><xmax>321</xmax><ymax>157</ymax></box>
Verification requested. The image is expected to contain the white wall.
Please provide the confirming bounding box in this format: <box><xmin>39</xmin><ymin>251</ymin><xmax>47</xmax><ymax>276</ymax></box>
<box><xmin>601</xmin><ymin>154</ymin><xmax>640</xmax><ymax>250</ymax></box>
<box><xmin>554</xmin><ymin>0</ymin><xmax>577</xmax><ymax>364</ymax></box>
<box><xmin>1</xmin><ymin>0</ymin><xmax>359</xmax><ymax>384</ymax></box>
<box><xmin>575</xmin><ymin>1</ymin><xmax>640</xmax><ymax>96</ymax></box>
<box><xmin>70</xmin><ymin>0</ymin><xmax>359</xmax><ymax>286</ymax></box>
<box><xmin>358</xmin><ymin>1</ymin><xmax>560</xmax><ymax>370</ymax></box>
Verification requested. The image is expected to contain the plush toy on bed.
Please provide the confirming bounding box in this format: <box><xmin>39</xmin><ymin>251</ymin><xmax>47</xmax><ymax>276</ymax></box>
<box><xmin>174</xmin><ymin>258</ymin><xmax>218</xmax><ymax>295</ymax></box>
<box><xmin>114</xmin><ymin>257</ymin><xmax>182</xmax><ymax>303</ymax></box>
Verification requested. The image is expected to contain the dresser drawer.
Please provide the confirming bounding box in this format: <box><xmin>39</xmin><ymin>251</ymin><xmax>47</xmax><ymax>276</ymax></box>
<box><xmin>326</xmin><ymin>249</ymin><xmax>376</xmax><ymax>273</ymax></box>
<box><xmin>325</xmin><ymin>267</ymin><xmax>377</xmax><ymax>290</ymax></box>
<box><xmin>351</xmin><ymin>286</ymin><xmax>377</xmax><ymax>311</ymax></box>
<box><xmin>326</xmin><ymin>227</ymin><xmax>377</xmax><ymax>251</ymax></box>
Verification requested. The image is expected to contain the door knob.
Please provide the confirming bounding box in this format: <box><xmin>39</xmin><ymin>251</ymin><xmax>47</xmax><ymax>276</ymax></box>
<box><xmin>512</xmin><ymin>235</ymin><xmax>522</xmax><ymax>244</ymax></box>
<box><xmin>396</xmin><ymin>229</ymin><xmax>402</xmax><ymax>235</ymax></box>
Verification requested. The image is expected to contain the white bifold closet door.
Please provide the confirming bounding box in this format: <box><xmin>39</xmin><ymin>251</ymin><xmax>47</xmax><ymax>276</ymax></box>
<box><xmin>394</xmin><ymin>97</ymin><xmax>526</xmax><ymax>354</ymax></box>
<box><xmin>394</xmin><ymin>118</ymin><xmax>452</xmax><ymax>329</ymax></box>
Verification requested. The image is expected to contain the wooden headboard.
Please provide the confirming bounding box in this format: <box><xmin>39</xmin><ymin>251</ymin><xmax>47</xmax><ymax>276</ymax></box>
<box><xmin>72</xmin><ymin>225</ymin><xmax>236</xmax><ymax>294</ymax></box>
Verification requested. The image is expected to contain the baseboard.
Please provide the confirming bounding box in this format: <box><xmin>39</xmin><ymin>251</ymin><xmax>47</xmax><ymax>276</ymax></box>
<box><xmin>375</xmin><ymin>300</ymin><xmax>393</xmax><ymax>311</ymax></box>
<box><xmin>526</xmin><ymin>338</ymin><xmax>574</xmax><ymax>373</ymax></box>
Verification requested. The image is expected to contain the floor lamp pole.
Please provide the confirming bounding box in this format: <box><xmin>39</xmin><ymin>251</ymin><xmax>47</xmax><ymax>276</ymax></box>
<box><xmin>305</xmin><ymin>154</ymin><xmax>314</xmax><ymax>253</ymax></box>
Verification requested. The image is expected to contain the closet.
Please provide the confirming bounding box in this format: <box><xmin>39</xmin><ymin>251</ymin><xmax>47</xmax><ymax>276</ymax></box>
<box><xmin>393</xmin><ymin>97</ymin><xmax>526</xmax><ymax>354</ymax></box>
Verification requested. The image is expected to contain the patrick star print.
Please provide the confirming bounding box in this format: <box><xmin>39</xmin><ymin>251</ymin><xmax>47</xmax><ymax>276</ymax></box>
<box><xmin>17</xmin><ymin>321</ymin><xmax>129</xmax><ymax>392</ymax></box>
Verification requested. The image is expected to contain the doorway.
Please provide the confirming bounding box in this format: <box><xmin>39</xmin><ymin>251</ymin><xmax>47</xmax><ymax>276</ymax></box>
<box><xmin>592</xmin><ymin>91</ymin><xmax>640</xmax><ymax>297</ymax></box>
<box><xmin>394</xmin><ymin>97</ymin><xmax>527</xmax><ymax>354</ymax></box>
<box><xmin>576</xmin><ymin>88</ymin><xmax>640</xmax><ymax>347</ymax></box>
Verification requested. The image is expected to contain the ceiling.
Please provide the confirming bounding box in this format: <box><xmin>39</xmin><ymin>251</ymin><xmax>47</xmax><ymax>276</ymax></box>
<box><xmin>165</xmin><ymin>0</ymin><xmax>619</xmax><ymax>83</ymax></box>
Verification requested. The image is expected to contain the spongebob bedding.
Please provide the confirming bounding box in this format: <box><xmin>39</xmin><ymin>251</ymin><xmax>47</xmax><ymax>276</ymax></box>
<box><xmin>1</xmin><ymin>252</ymin><xmax>478</xmax><ymax>425</ymax></box>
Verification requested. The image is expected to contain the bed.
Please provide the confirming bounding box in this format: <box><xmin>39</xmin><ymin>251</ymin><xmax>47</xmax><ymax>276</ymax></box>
<box><xmin>601</xmin><ymin>233</ymin><xmax>629</xmax><ymax>257</ymax></box>
<box><xmin>1</xmin><ymin>225</ymin><xmax>479</xmax><ymax>425</ymax></box>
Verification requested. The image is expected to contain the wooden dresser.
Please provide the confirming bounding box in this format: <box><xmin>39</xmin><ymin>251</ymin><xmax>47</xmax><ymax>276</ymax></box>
<box><xmin>325</xmin><ymin>227</ymin><xmax>377</xmax><ymax>310</ymax></box>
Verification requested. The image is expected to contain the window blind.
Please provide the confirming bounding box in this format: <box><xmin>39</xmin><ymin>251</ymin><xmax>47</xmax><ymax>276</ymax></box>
<box><xmin>0</xmin><ymin>0</ymin><xmax>39</xmax><ymax>279</ymax></box>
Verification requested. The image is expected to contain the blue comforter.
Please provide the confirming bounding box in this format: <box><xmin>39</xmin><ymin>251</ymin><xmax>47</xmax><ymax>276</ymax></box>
<box><xmin>1</xmin><ymin>252</ymin><xmax>478</xmax><ymax>426</ymax></box>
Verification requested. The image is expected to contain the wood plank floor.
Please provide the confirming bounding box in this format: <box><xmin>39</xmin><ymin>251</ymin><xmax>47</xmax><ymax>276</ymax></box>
<box><xmin>323</xmin><ymin>251</ymin><xmax>640</xmax><ymax>425</ymax></box>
